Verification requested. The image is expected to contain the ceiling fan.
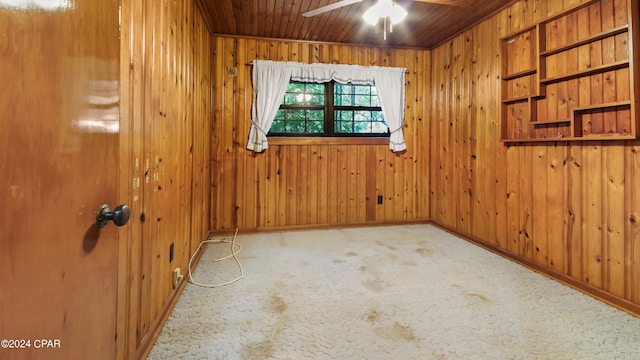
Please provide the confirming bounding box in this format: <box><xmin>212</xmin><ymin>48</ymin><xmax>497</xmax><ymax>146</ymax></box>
<box><xmin>302</xmin><ymin>0</ymin><xmax>467</xmax><ymax>18</ymax></box>
<box><xmin>302</xmin><ymin>0</ymin><xmax>468</xmax><ymax>39</ymax></box>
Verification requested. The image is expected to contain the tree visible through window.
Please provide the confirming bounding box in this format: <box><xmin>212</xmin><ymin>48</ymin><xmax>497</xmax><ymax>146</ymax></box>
<box><xmin>270</xmin><ymin>81</ymin><xmax>389</xmax><ymax>137</ymax></box>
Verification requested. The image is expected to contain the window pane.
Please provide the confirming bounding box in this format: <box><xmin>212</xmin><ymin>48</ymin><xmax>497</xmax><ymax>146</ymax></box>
<box><xmin>283</xmin><ymin>82</ymin><xmax>326</xmax><ymax>106</ymax></box>
<box><xmin>338</xmin><ymin>95</ymin><xmax>353</xmax><ymax>106</ymax></box>
<box><xmin>288</xmin><ymin>83</ymin><xmax>305</xmax><ymax>93</ymax></box>
<box><xmin>308</xmin><ymin>94</ymin><xmax>324</xmax><ymax>106</ymax></box>
<box><xmin>290</xmin><ymin>109</ymin><xmax>305</xmax><ymax>120</ymax></box>
<box><xmin>309</xmin><ymin>110</ymin><xmax>324</xmax><ymax>121</ymax></box>
<box><xmin>335</xmin><ymin>121</ymin><xmax>353</xmax><ymax>133</ymax></box>
<box><xmin>334</xmin><ymin>109</ymin><xmax>389</xmax><ymax>134</ymax></box>
<box><xmin>283</xmin><ymin>93</ymin><xmax>298</xmax><ymax>105</ymax></box>
<box><xmin>307</xmin><ymin>84</ymin><xmax>324</xmax><ymax>94</ymax></box>
<box><xmin>355</xmin><ymin>86</ymin><xmax>370</xmax><ymax>95</ymax></box>
<box><xmin>285</xmin><ymin>120</ymin><xmax>305</xmax><ymax>133</ymax></box>
<box><xmin>273</xmin><ymin>81</ymin><xmax>388</xmax><ymax>137</ymax></box>
<box><xmin>271</xmin><ymin>119</ymin><xmax>285</xmax><ymax>133</ymax></box>
<box><xmin>372</xmin><ymin>121</ymin><xmax>388</xmax><ymax>133</ymax></box>
<box><xmin>354</xmin><ymin>95</ymin><xmax>370</xmax><ymax>106</ymax></box>
<box><xmin>335</xmin><ymin>110</ymin><xmax>352</xmax><ymax>121</ymax></box>
<box><xmin>334</xmin><ymin>83</ymin><xmax>351</xmax><ymax>95</ymax></box>
<box><xmin>354</xmin><ymin>121</ymin><xmax>372</xmax><ymax>133</ymax></box>
<box><xmin>307</xmin><ymin>121</ymin><xmax>324</xmax><ymax>133</ymax></box>
<box><xmin>355</xmin><ymin>110</ymin><xmax>371</xmax><ymax>121</ymax></box>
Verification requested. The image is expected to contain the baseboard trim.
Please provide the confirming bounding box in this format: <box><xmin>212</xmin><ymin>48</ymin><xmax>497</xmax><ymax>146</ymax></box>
<box><xmin>209</xmin><ymin>219</ymin><xmax>431</xmax><ymax>236</ymax></box>
<box><xmin>429</xmin><ymin>220</ymin><xmax>640</xmax><ymax>318</ymax></box>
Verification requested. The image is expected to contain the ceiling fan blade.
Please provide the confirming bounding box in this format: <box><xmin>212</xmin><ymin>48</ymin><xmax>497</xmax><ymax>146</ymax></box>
<box><xmin>412</xmin><ymin>0</ymin><xmax>470</xmax><ymax>6</ymax></box>
<box><xmin>302</xmin><ymin>0</ymin><xmax>363</xmax><ymax>17</ymax></box>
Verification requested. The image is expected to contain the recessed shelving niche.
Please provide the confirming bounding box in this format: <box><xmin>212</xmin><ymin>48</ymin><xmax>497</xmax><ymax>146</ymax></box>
<box><xmin>500</xmin><ymin>0</ymin><xmax>640</xmax><ymax>142</ymax></box>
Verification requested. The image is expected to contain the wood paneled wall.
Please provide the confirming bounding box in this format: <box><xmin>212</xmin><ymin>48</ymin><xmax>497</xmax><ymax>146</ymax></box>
<box><xmin>431</xmin><ymin>0</ymin><xmax>640</xmax><ymax>312</ymax></box>
<box><xmin>210</xmin><ymin>37</ymin><xmax>431</xmax><ymax>231</ymax></box>
<box><xmin>118</xmin><ymin>0</ymin><xmax>212</xmax><ymax>358</ymax></box>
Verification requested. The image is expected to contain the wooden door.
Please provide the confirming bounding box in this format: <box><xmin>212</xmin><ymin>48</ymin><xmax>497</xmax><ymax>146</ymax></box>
<box><xmin>0</xmin><ymin>1</ymin><xmax>121</xmax><ymax>359</ymax></box>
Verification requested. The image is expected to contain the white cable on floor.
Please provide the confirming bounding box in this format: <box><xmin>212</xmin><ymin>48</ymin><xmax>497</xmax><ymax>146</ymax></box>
<box><xmin>188</xmin><ymin>227</ymin><xmax>244</xmax><ymax>288</ymax></box>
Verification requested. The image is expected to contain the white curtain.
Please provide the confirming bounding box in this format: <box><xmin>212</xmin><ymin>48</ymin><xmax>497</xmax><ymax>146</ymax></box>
<box><xmin>247</xmin><ymin>61</ymin><xmax>294</xmax><ymax>152</ymax></box>
<box><xmin>373</xmin><ymin>69</ymin><xmax>406</xmax><ymax>152</ymax></box>
<box><xmin>248</xmin><ymin>60</ymin><xmax>407</xmax><ymax>152</ymax></box>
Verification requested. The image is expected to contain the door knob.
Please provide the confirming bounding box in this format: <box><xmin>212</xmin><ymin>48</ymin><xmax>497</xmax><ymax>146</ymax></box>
<box><xmin>96</xmin><ymin>204</ymin><xmax>131</xmax><ymax>228</ymax></box>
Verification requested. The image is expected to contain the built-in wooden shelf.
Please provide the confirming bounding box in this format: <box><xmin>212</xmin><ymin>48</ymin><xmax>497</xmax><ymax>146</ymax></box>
<box><xmin>502</xmin><ymin>69</ymin><xmax>537</xmax><ymax>81</ymax></box>
<box><xmin>500</xmin><ymin>24</ymin><xmax>537</xmax><ymax>41</ymax></box>
<box><xmin>502</xmin><ymin>96</ymin><xmax>531</xmax><ymax>104</ymax></box>
<box><xmin>500</xmin><ymin>0</ymin><xmax>638</xmax><ymax>142</ymax></box>
<box><xmin>532</xmin><ymin>119</ymin><xmax>571</xmax><ymax>126</ymax></box>
<box><xmin>540</xmin><ymin>60</ymin><xmax>629</xmax><ymax>84</ymax></box>
<box><xmin>539</xmin><ymin>25</ymin><xmax>629</xmax><ymax>57</ymax></box>
<box><xmin>572</xmin><ymin>101</ymin><xmax>632</xmax><ymax>113</ymax></box>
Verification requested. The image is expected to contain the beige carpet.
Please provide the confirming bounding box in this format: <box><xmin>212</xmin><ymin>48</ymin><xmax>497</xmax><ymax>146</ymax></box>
<box><xmin>148</xmin><ymin>224</ymin><xmax>640</xmax><ymax>359</ymax></box>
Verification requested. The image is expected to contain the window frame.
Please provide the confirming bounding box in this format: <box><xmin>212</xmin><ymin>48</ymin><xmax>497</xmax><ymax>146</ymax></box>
<box><xmin>268</xmin><ymin>80</ymin><xmax>390</xmax><ymax>138</ymax></box>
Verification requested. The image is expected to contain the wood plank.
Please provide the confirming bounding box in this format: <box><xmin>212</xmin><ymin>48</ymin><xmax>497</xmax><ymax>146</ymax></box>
<box><xmin>567</xmin><ymin>143</ymin><xmax>583</xmax><ymax>280</ymax></box>
<box><xmin>307</xmin><ymin>145</ymin><xmax>319</xmax><ymax>225</ymax></box>
<box><xmin>327</xmin><ymin>146</ymin><xmax>339</xmax><ymax>224</ymax></box>
<box><xmin>366</xmin><ymin>146</ymin><xmax>378</xmax><ymax>222</ymax></box>
<box><xmin>277</xmin><ymin>146</ymin><xmax>288</xmax><ymax>226</ymax></box>
<box><xmin>295</xmin><ymin>146</ymin><xmax>307</xmax><ymax>225</ymax></box>
<box><xmin>583</xmin><ymin>143</ymin><xmax>604</xmax><ymax>287</ymax></box>
<box><xmin>317</xmin><ymin>145</ymin><xmax>329</xmax><ymax>224</ymax></box>
<box><xmin>376</xmin><ymin>145</ymin><xmax>387</xmax><ymax>221</ymax></box>
<box><xmin>239</xmin><ymin>39</ymin><xmax>257</xmax><ymax>229</ymax></box>
<box><xmin>235</xmin><ymin>39</ymin><xmax>248</xmax><ymax>229</ymax></box>
<box><xmin>532</xmin><ymin>145</ymin><xmax>549</xmax><ymax>264</ymax></box>
<box><xmin>577</xmin><ymin>5</ymin><xmax>592</xmax><ymax>136</ymax></box>
<box><xmin>627</xmin><ymin>143</ymin><xmax>640</xmax><ymax>304</ymax></box>
<box><xmin>459</xmin><ymin>30</ymin><xmax>473</xmax><ymax>233</ymax></box>
<box><xmin>601</xmin><ymin>0</ymin><xmax>618</xmax><ymax>134</ymax></box>
<box><xmin>547</xmin><ymin>143</ymin><xmax>567</xmax><ymax>273</ymax></box>
<box><xmin>357</xmin><ymin>146</ymin><xmax>368</xmax><ymax>222</ymax></box>
<box><xmin>604</xmin><ymin>144</ymin><xmax>626</xmax><ymax>296</ymax></box>
<box><xmin>506</xmin><ymin>145</ymin><xmax>521</xmax><ymax>255</ymax></box>
<box><xmin>416</xmin><ymin>49</ymin><xmax>431</xmax><ymax>220</ymax></box>
<box><xmin>589</xmin><ymin>2</ymin><xmax>605</xmax><ymax>134</ymax></box>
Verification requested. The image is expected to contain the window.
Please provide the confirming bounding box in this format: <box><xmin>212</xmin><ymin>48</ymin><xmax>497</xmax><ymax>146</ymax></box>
<box><xmin>247</xmin><ymin>60</ymin><xmax>406</xmax><ymax>153</ymax></box>
<box><xmin>269</xmin><ymin>81</ymin><xmax>389</xmax><ymax>137</ymax></box>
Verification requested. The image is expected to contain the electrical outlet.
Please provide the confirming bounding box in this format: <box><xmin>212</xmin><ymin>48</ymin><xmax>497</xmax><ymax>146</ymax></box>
<box><xmin>173</xmin><ymin>267</ymin><xmax>183</xmax><ymax>289</ymax></box>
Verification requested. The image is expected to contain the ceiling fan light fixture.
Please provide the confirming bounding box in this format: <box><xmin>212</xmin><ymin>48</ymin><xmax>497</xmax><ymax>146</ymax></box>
<box><xmin>389</xmin><ymin>3</ymin><xmax>407</xmax><ymax>24</ymax></box>
<box><xmin>362</xmin><ymin>0</ymin><xmax>407</xmax><ymax>26</ymax></box>
<box><xmin>362</xmin><ymin>6</ymin><xmax>380</xmax><ymax>25</ymax></box>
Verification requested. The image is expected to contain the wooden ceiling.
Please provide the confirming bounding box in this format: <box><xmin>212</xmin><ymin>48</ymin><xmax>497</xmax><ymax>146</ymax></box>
<box><xmin>198</xmin><ymin>0</ymin><xmax>515</xmax><ymax>48</ymax></box>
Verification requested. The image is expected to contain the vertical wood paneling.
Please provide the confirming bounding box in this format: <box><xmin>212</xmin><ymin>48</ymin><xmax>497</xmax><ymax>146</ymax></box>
<box><xmin>211</xmin><ymin>37</ymin><xmax>431</xmax><ymax>230</ymax></box>
<box><xmin>430</xmin><ymin>0</ymin><xmax>640</xmax><ymax>315</ymax></box>
<box><xmin>628</xmin><ymin>142</ymin><xmax>640</xmax><ymax>304</ymax></box>
<box><xmin>118</xmin><ymin>0</ymin><xmax>211</xmax><ymax>358</ymax></box>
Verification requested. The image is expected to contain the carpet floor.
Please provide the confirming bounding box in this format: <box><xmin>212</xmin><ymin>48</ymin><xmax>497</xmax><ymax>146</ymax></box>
<box><xmin>148</xmin><ymin>224</ymin><xmax>640</xmax><ymax>359</ymax></box>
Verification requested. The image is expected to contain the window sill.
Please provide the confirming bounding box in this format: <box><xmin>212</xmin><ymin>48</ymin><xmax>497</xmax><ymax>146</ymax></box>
<box><xmin>268</xmin><ymin>137</ymin><xmax>389</xmax><ymax>146</ymax></box>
